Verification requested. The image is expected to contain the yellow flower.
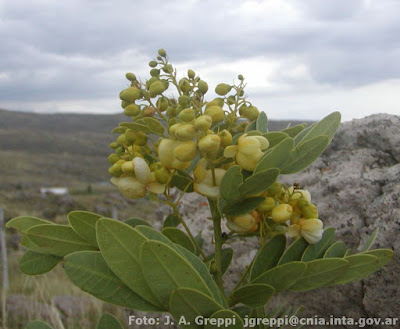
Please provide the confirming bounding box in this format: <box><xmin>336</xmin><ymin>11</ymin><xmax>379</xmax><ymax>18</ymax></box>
<box><xmin>227</xmin><ymin>211</ymin><xmax>260</xmax><ymax>234</ymax></box>
<box><xmin>288</xmin><ymin>218</ymin><xmax>324</xmax><ymax>244</ymax></box>
<box><xmin>193</xmin><ymin>164</ymin><xmax>226</xmax><ymax>199</ymax></box>
<box><xmin>223</xmin><ymin>134</ymin><xmax>269</xmax><ymax>171</ymax></box>
<box><xmin>271</xmin><ymin>204</ymin><xmax>293</xmax><ymax>223</ymax></box>
<box><xmin>111</xmin><ymin>157</ymin><xmax>165</xmax><ymax>199</ymax></box>
<box><xmin>288</xmin><ymin>187</ymin><xmax>311</xmax><ymax>203</ymax></box>
<box><xmin>158</xmin><ymin>139</ymin><xmax>191</xmax><ymax>170</ymax></box>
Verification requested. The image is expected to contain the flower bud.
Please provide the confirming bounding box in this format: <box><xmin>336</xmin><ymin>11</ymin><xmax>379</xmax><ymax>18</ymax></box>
<box><xmin>227</xmin><ymin>95</ymin><xmax>236</xmax><ymax>105</ymax></box>
<box><xmin>108</xmin><ymin>153</ymin><xmax>120</xmax><ymax>164</ymax></box>
<box><xmin>178</xmin><ymin>95</ymin><xmax>190</xmax><ymax>107</ymax></box>
<box><xmin>121</xmin><ymin>100</ymin><xmax>130</xmax><ymax>109</ymax></box>
<box><xmin>120</xmin><ymin>87</ymin><xmax>141</xmax><ymax>102</ymax></box>
<box><xmin>215</xmin><ymin>83</ymin><xmax>232</xmax><ymax>96</ymax></box>
<box><xmin>297</xmin><ymin>200</ymin><xmax>319</xmax><ymax>219</ymax></box>
<box><xmin>289</xmin><ymin>187</ymin><xmax>311</xmax><ymax>203</ymax></box>
<box><xmin>149</xmin><ymin>60</ymin><xmax>157</xmax><ymax>68</ymax></box>
<box><xmin>179</xmin><ymin>108</ymin><xmax>196</xmax><ymax>122</ymax></box>
<box><xmin>257</xmin><ymin>197</ymin><xmax>276</xmax><ymax>212</ymax></box>
<box><xmin>146</xmin><ymin>77</ymin><xmax>159</xmax><ymax>89</ymax></box>
<box><xmin>108</xmin><ymin>160</ymin><xmax>125</xmax><ymax>177</ymax></box>
<box><xmin>158</xmin><ymin>49</ymin><xmax>167</xmax><ymax>57</ymax></box>
<box><xmin>238</xmin><ymin>74</ymin><xmax>244</xmax><ymax>81</ymax></box>
<box><xmin>161</xmin><ymin>79</ymin><xmax>169</xmax><ymax>90</ymax></box>
<box><xmin>188</xmin><ymin>69</ymin><xmax>195</xmax><ymax>79</ymax></box>
<box><xmin>173</xmin><ymin>141</ymin><xmax>198</xmax><ymax>162</ymax></box>
<box><xmin>288</xmin><ymin>219</ymin><xmax>324</xmax><ymax>244</ymax></box>
<box><xmin>117</xmin><ymin>134</ymin><xmax>127</xmax><ymax>145</ymax></box>
<box><xmin>175</xmin><ymin>124</ymin><xmax>197</xmax><ymax>141</ymax></box>
<box><xmin>149</xmin><ymin>81</ymin><xmax>165</xmax><ymax>98</ymax></box>
<box><xmin>227</xmin><ymin>211</ymin><xmax>259</xmax><ymax>234</ymax></box>
<box><xmin>121</xmin><ymin>161</ymin><xmax>135</xmax><ymax>175</ymax></box>
<box><xmin>150</xmin><ymin>68</ymin><xmax>160</xmax><ymax>77</ymax></box>
<box><xmin>109</xmin><ymin>142</ymin><xmax>119</xmax><ymax>149</ymax></box>
<box><xmin>193</xmin><ymin>158</ymin><xmax>207</xmax><ymax>182</ymax></box>
<box><xmin>194</xmin><ymin>115</ymin><xmax>212</xmax><ymax>131</ymax></box>
<box><xmin>134</xmin><ymin>131</ymin><xmax>147</xmax><ymax>146</ymax></box>
<box><xmin>198</xmin><ymin>80</ymin><xmax>208</xmax><ymax>94</ymax></box>
<box><xmin>125</xmin><ymin>72</ymin><xmax>136</xmax><ymax>81</ymax></box>
<box><xmin>204</xmin><ymin>105</ymin><xmax>224</xmax><ymax>123</ymax></box>
<box><xmin>267</xmin><ymin>182</ymin><xmax>282</xmax><ymax>197</ymax></box>
<box><xmin>169</xmin><ymin>123</ymin><xmax>184</xmax><ymax>138</ymax></box>
<box><xmin>166</xmin><ymin>106</ymin><xmax>177</xmax><ymax>117</ymax></box>
<box><xmin>205</xmin><ymin>98</ymin><xmax>224</xmax><ymax>108</ymax></box>
<box><xmin>151</xmin><ymin>163</ymin><xmax>171</xmax><ymax>184</ymax></box>
<box><xmin>158</xmin><ymin>139</ymin><xmax>191</xmax><ymax>170</ymax></box>
<box><xmin>162</xmin><ymin>64</ymin><xmax>173</xmax><ymax>73</ymax></box>
<box><xmin>242</xmin><ymin>106</ymin><xmax>259</xmax><ymax>121</ymax></box>
<box><xmin>218</xmin><ymin>130</ymin><xmax>232</xmax><ymax>147</ymax></box>
<box><xmin>198</xmin><ymin>134</ymin><xmax>221</xmax><ymax>153</ymax></box>
<box><xmin>271</xmin><ymin>204</ymin><xmax>293</xmax><ymax>223</ymax></box>
<box><xmin>124</xmin><ymin>104</ymin><xmax>141</xmax><ymax>117</ymax></box>
<box><xmin>142</xmin><ymin>106</ymin><xmax>156</xmax><ymax>117</ymax></box>
<box><xmin>125</xmin><ymin>129</ymin><xmax>137</xmax><ymax>143</ymax></box>
<box><xmin>193</xmin><ymin>168</ymin><xmax>226</xmax><ymax>199</ymax></box>
<box><xmin>118</xmin><ymin>176</ymin><xmax>147</xmax><ymax>199</ymax></box>
<box><xmin>156</xmin><ymin>97</ymin><xmax>169</xmax><ymax>112</ymax></box>
<box><xmin>179</xmin><ymin>78</ymin><xmax>191</xmax><ymax>93</ymax></box>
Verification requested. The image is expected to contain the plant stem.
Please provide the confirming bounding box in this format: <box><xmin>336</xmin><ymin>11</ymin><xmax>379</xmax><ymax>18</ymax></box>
<box><xmin>208</xmin><ymin>198</ymin><xmax>224</xmax><ymax>294</ymax></box>
<box><xmin>171</xmin><ymin>203</ymin><xmax>208</xmax><ymax>261</ymax></box>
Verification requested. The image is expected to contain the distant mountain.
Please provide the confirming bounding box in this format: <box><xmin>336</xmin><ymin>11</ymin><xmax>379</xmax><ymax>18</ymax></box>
<box><xmin>0</xmin><ymin>108</ymin><xmax>313</xmax><ymax>185</ymax></box>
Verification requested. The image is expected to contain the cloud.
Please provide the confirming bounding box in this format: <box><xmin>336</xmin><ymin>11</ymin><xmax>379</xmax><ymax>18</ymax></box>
<box><xmin>1</xmin><ymin>0</ymin><xmax>400</xmax><ymax>120</ymax></box>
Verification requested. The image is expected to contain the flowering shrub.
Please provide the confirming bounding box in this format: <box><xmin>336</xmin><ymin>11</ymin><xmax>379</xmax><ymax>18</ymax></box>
<box><xmin>8</xmin><ymin>50</ymin><xmax>393</xmax><ymax>329</ymax></box>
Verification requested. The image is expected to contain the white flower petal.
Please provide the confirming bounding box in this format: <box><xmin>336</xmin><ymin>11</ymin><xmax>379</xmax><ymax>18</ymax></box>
<box><xmin>133</xmin><ymin>157</ymin><xmax>152</xmax><ymax>184</ymax></box>
<box><xmin>147</xmin><ymin>182</ymin><xmax>166</xmax><ymax>194</ymax></box>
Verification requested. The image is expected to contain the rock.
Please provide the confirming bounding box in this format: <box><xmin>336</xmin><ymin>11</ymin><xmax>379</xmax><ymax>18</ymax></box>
<box><xmin>155</xmin><ymin>113</ymin><xmax>399</xmax><ymax>328</ymax></box>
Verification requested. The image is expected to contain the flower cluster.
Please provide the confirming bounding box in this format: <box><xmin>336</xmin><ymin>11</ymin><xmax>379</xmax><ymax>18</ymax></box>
<box><xmin>107</xmin><ymin>49</ymin><xmax>323</xmax><ymax>244</ymax></box>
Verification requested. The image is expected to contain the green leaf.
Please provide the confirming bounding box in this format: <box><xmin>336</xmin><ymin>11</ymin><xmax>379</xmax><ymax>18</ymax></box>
<box><xmin>120</xmin><ymin>122</ymin><xmax>150</xmax><ymax>133</ymax></box>
<box><xmin>361</xmin><ymin>228</ymin><xmax>379</xmax><ymax>252</ymax></box>
<box><xmin>26</xmin><ymin>224</ymin><xmax>98</xmax><ymax>257</ymax></box>
<box><xmin>250</xmin><ymin>235</ymin><xmax>287</xmax><ymax>280</ymax></box>
<box><xmin>245</xmin><ymin>120</ymin><xmax>257</xmax><ymax>132</ymax></box>
<box><xmin>6</xmin><ymin>216</ymin><xmax>53</xmax><ymax>232</ymax></box>
<box><xmin>96</xmin><ymin>219</ymin><xmax>164</xmax><ymax>309</ymax></box>
<box><xmin>256</xmin><ymin>112</ymin><xmax>268</xmax><ymax>133</ymax></box>
<box><xmin>238</xmin><ymin>168</ymin><xmax>280</xmax><ymax>196</ymax></box>
<box><xmin>135</xmin><ymin>225</ymin><xmax>179</xmax><ymax>250</ymax></box>
<box><xmin>20</xmin><ymin>234</ymin><xmax>53</xmax><ymax>254</ymax></box>
<box><xmin>231</xmin><ymin>306</ymin><xmax>251</xmax><ymax>321</ymax></box>
<box><xmin>262</xmin><ymin>132</ymin><xmax>289</xmax><ymax>148</ymax></box>
<box><xmin>162</xmin><ymin>227</ymin><xmax>195</xmax><ymax>252</ymax></box>
<box><xmin>208</xmin><ymin>248</ymin><xmax>234</xmax><ymax>276</ymax></box>
<box><xmin>224</xmin><ymin>197</ymin><xmax>265</xmax><ymax>217</ymax></box>
<box><xmin>204</xmin><ymin>310</ymin><xmax>244</xmax><ymax>329</ymax></box>
<box><xmin>295</xmin><ymin>111</ymin><xmax>341</xmax><ymax>145</ymax></box>
<box><xmin>141</xmin><ymin>117</ymin><xmax>165</xmax><ymax>135</ymax></box>
<box><xmin>177</xmin><ymin>246</ymin><xmax>227</xmax><ymax>308</ymax></box>
<box><xmin>163</xmin><ymin>214</ymin><xmax>181</xmax><ymax>228</ymax></box>
<box><xmin>24</xmin><ymin>321</ymin><xmax>54</xmax><ymax>329</ymax></box>
<box><xmin>301</xmin><ymin>227</ymin><xmax>336</xmax><ymax>262</ymax></box>
<box><xmin>232</xmin><ymin>283</ymin><xmax>275</xmax><ymax>308</ymax></box>
<box><xmin>220</xmin><ymin>165</ymin><xmax>243</xmax><ymax>202</ymax></box>
<box><xmin>327</xmin><ymin>254</ymin><xmax>379</xmax><ymax>285</ymax></box>
<box><xmin>171</xmin><ymin>170</ymin><xmax>194</xmax><ymax>192</ymax></box>
<box><xmin>19</xmin><ymin>250</ymin><xmax>61</xmax><ymax>275</ymax></box>
<box><xmin>64</xmin><ymin>251</ymin><xmax>160</xmax><ymax>311</ymax></box>
<box><xmin>111</xmin><ymin>127</ymin><xmax>127</xmax><ymax>134</ymax></box>
<box><xmin>281</xmin><ymin>136</ymin><xmax>330</xmax><ymax>174</ymax></box>
<box><xmin>281</xmin><ymin>124</ymin><xmax>307</xmax><ymax>138</ymax></box>
<box><xmin>362</xmin><ymin>249</ymin><xmax>393</xmax><ymax>267</ymax></box>
<box><xmin>97</xmin><ymin>313</ymin><xmax>124</xmax><ymax>329</ymax></box>
<box><xmin>324</xmin><ymin>241</ymin><xmax>347</xmax><ymax>258</ymax></box>
<box><xmin>252</xmin><ymin>262</ymin><xmax>306</xmax><ymax>292</ymax></box>
<box><xmin>140</xmin><ymin>241</ymin><xmax>213</xmax><ymax>308</ymax></box>
<box><xmin>169</xmin><ymin>288</ymin><xmax>223</xmax><ymax>329</ymax></box>
<box><xmin>289</xmin><ymin>258</ymin><xmax>349</xmax><ymax>291</ymax></box>
<box><xmin>255</xmin><ymin>138</ymin><xmax>294</xmax><ymax>173</ymax></box>
<box><xmin>278</xmin><ymin>237</ymin><xmax>309</xmax><ymax>265</ymax></box>
<box><xmin>124</xmin><ymin>218</ymin><xmax>152</xmax><ymax>228</ymax></box>
<box><xmin>68</xmin><ymin>211</ymin><xmax>102</xmax><ymax>247</ymax></box>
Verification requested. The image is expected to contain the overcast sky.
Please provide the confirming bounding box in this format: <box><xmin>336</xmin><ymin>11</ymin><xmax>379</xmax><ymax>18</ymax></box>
<box><xmin>1</xmin><ymin>0</ymin><xmax>400</xmax><ymax>121</ymax></box>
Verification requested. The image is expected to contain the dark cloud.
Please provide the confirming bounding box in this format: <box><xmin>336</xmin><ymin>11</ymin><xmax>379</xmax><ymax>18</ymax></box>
<box><xmin>1</xmin><ymin>0</ymin><xmax>400</xmax><ymax>114</ymax></box>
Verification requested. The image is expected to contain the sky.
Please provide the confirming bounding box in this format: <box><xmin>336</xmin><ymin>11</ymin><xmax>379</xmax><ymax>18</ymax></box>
<box><xmin>1</xmin><ymin>0</ymin><xmax>400</xmax><ymax>121</ymax></box>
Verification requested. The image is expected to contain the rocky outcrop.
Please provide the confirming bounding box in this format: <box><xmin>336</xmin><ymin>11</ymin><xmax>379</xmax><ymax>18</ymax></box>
<box><xmin>155</xmin><ymin>114</ymin><xmax>399</xmax><ymax>328</ymax></box>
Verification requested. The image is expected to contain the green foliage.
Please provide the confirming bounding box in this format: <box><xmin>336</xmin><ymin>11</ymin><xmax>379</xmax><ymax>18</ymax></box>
<box><xmin>278</xmin><ymin>237</ymin><xmax>309</xmax><ymax>265</ymax></box>
<box><xmin>220</xmin><ymin>165</ymin><xmax>243</xmax><ymax>202</ymax></box>
<box><xmin>238</xmin><ymin>168</ymin><xmax>280</xmax><ymax>196</ymax></box>
<box><xmin>24</xmin><ymin>321</ymin><xmax>54</xmax><ymax>329</ymax></box>
<box><xmin>68</xmin><ymin>210</ymin><xmax>102</xmax><ymax>247</ymax></box>
<box><xmin>97</xmin><ymin>313</ymin><xmax>125</xmax><ymax>329</ymax></box>
<box><xmin>223</xmin><ymin>197</ymin><xmax>265</xmax><ymax>216</ymax></box>
<box><xmin>163</xmin><ymin>214</ymin><xmax>181</xmax><ymax>228</ymax></box>
<box><xmin>324</xmin><ymin>241</ymin><xmax>347</xmax><ymax>258</ymax></box>
<box><xmin>232</xmin><ymin>284</ymin><xmax>275</xmax><ymax>308</ymax></box>
<box><xmin>125</xmin><ymin>217</ymin><xmax>153</xmax><ymax>228</ymax></box>
<box><xmin>256</xmin><ymin>112</ymin><xmax>268</xmax><ymax>133</ymax></box>
<box><xmin>301</xmin><ymin>228</ymin><xmax>336</xmax><ymax>261</ymax></box>
<box><xmin>162</xmin><ymin>227</ymin><xmax>195</xmax><ymax>252</ymax></box>
<box><xmin>204</xmin><ymin>310</ymin><xmax>244</xmax><ymax>329</ymax></box>
<box><xmin>281</xmin><ymin>124</ymin><xmax>307</xmax><ymax>138</ymax></box>
<box><xmin>65</xmin><ymin>251</ymin><xmax>160</xmax><ymax>310</ymax></box>
<box><xmin>208</xmin><ymin>248</ymin><xmax>234</xmax><ymax>276</ymax></box>
<box><xmin>19</xmin><ymin>250</ymin><xmax>61</xmax><ymax>275</ymax></box>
